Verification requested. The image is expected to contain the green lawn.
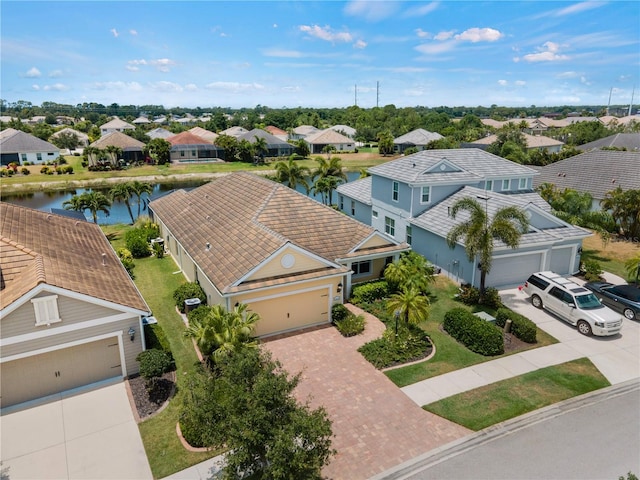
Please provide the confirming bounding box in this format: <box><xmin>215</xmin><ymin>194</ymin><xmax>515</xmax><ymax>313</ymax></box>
<box><xmin>102</xmin><ymin>224</ymin><xmax>220</xmax><ymax>479</ymax></box>
<box><xmin>423</xmin><ymin>358</ymin><xmax>610</xmax><ymax>431</ymax></box>
<box><xmin>384</xmin><ymin>276</ymin><xmax>558</xmax><ymax>387</ymax></box>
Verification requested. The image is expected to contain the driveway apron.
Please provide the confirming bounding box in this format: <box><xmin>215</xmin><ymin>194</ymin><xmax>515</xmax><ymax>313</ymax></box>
<box><xmin>263</xmin><ymin>306</ymin><xmax>470</xmax><ymax>480</ymax></box>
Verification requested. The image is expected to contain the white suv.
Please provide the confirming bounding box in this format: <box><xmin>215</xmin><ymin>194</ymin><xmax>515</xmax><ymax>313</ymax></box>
<box><xmin>523</xmin><ymin>271</ymin><xmax>623</xmax><ymax>336</ymax></box>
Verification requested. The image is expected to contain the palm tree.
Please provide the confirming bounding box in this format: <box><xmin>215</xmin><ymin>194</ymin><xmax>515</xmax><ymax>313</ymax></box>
<box><xmin>81</xmin><ymin>191</ymin><xmax>112</xmax><ymax>224</ymax></box>
<box><xmin>253</xmin><ymin>136</ymin><xmax>269</xmax><ymax>163</ymax></box>
<box><xmin>83</xmin><ymin>146</ymin><xmax>100</xmax><ymax>167</ymax></box>
<box><xmin>312</xmin><ymin>156</ymin><xmax>346</xmax><ymax>205</ymax></box>
<box><xmin>446</xmin><ymin>196</ymin><xmax>529</xmax><ymax>297</ymax></box>
<box><xmin>386</xmin><ymin>287</ymin><xmax>430</xmax><ymax>335</ymax></box>
<box><xmin>62</xmin><ymin>194</ymin><xmax>86</xmax><ymax>214</ymax></box>
<box><xmin>384</xmin><ymin>251</ymin><xmax>435</xmax><ymax>294</ymax></box>
<box><xmin>321</xmin><ymin>144</ymin><xmax>336</xmax><ymax>160</ymax></box>
<box><xmin>104</xmin><ymin>145</ymin><xmax>123</xmax><ymax>167</ymax></box>
<box><xmin>625</xmin><ymin>255</ymin><xmax>640</xmax><ymax>283</ymax></box>
<box><xmin>359</xmin><ymin>168</ymin><xmax>370</xmax><ymax>179</ymax></box>
<box><xmin>311</xmin><ymin>176</ymin><xmax>332</xmax><ymax>205</ymax></box>
<box><xmin>274</xmin><ymin>156</ymin><xmax>311</xmax><ymax>193</ymax></box>
<box><xmin>130</xmin><ymin>180</ymin><xmax>154</xmax><ymax>216</ymax></box>
<box><xmin>109</xmin><ymin>182</ymin><xmax>136</xmax><ymax>224</ymax></box>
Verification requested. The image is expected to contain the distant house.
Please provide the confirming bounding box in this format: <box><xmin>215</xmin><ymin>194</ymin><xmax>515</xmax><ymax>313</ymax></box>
<box><xmin>146</xmin><ymin>127</ymin><xmax>173</xmax><ymax>140</ymax></box>
<box><xmin>576</xmin><ymin>133</ymin><xmax>640</xmax><ymax>152</ymax></box>
<box><xmin>220</xmin><ymin>126</ymin><xmax>248</xmax><ymax>137</ymax></box>
<box><xmin>0</xmin><ymin>128</ymin><xmax>60</xmax><ymax>166</ymax></box>
<box><xmin>532</xmin><ymin>150</ymin><xmax>640</xmax><ymax>210</ymax></box>
<box><xmin>149</xmin><ymin>172</ymin><xmax>408</xmax><ymax>337</ymax></box>
<box><xmin>50</xmin><ymin>128</ymin><xmax>90</xmax><ymax>148</ymax></box>
<box><xmin>264</xmin><ymin>126</ymin><xmax>288</xmax><ymax>142</ymax></box>
<box><xmin>464</xmin><ymin>132</ymin><xmax>564</xmax><ymax>153</ymax></box>
<box><xmin>337</xmin><ymin>149</ymin><xmax>590</xmax><ymax>288</ymax></box>
<box><xmin>167</xmin><ymin>131</ymin><xmax>223</xmax><ymax>163</ymax></box>
<box><xmin>393</xmin><ymin>129</ymin><xmax>444</xmax><ymax>153</ymax></box>
<box><xmin>329</xmin><ymin>125</ymin><xmax>357</xmax><ymax>139</ymax></box>
<box><xmin>90</xmin><ymin>131</ymin><xmax>146</xmax><ymax>164</ymax></box>
<box><xmin>237</xmin><ymin>129</ymin><xmax>294</xmax><ymax>157</ymax></box>
<box><xmin>0</xmin><ymin>203</ymin><xmax>150</xmax><ymax>410</ymax></box>
<box><xmin>189</xmin><ymin>126</ymin><xmax>219</xmax><ymax>143</ymax></box>
<box><xmin>99</xmin><ymin>117</ymin><xmax>135</xmax><ymax>136</ymax></box>
<box><xmin>132</xmin><ymin>116</ymin><xmax>150</xmax><ymax>125</ymax></box>
<box><xmin>305</xmin><ymin>129</ymin><xmax>355</xmax><ymax>154</ymax></box>
<box><xmin>290</xmin><ymin>125</ymin><xmax>320</xmax><ymax>140</ymax></box>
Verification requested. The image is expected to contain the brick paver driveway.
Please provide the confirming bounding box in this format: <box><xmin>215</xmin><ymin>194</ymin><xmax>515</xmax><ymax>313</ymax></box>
<box><xmin>263</xmin><ymin>305</ymin><xmax>470</xmax><ymax>480</ymax></box>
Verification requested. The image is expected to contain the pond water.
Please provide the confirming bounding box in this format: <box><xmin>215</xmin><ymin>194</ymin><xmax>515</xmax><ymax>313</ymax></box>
<box><xmin>2</xmin><ymin>171</ymin><xmax>361</xmax><ymax>225</ymax></box>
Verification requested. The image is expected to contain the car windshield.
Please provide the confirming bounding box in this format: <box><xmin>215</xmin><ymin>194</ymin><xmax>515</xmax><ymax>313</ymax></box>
<box><xmin>575</xmin><ymin>293</ymin><xmax>603</xmax><ymax>310</ymax></box>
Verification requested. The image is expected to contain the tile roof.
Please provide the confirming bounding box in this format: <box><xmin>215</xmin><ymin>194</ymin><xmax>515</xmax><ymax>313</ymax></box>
<box><xmin>0</xmin><ymin>128</ymin><xmax>59</xmax><ymax>153</ymax></box>
<box><xmin>238</xmin><ymin>128</ymin><xmax>292</xmax><ymax>147</ymax></box>
<box><xmin>90</xmin><ymin>131</ymin><xmax>145</xmax><ymax>150</ymax></box>
<box><xmin>368</xmin><ymin>149</ymin><xmax>537</xmax><ymax>184</ymax></box>
<box><xmin>329</xmin><ymin>125</ymin><xmax>357</xmax><ymax>137</ymax></box>
<box><xmin>336</xmin><ymin>176</ymin><xmax>372</xmax><ymax>205</ymax></box>
<box><xmin>100</xmin><ymin>117</ymin><xmax>135</xmax><ymax>130</ymax></box>
<box><xmin>304</xmin><ymin>129</ymin><xmax>354</xmax><ymax>144</ymax></box>
<box><xmin>293</xmin><ymin>125</ymin><xmax>320</xmax><ymax>136</ymax></box>
<box><xmin>393</xmin><ymin>128</ymin><xmax>444</xmax><ymax>145</ymax></box>
<box><xmin>220</xmin><ymin>126</ymin><xmax>248</xmax><ymax>137</ymax></box>
<box><xmin>264</xmin><ymin>125</ymin><xmax>288</xmax><ymax>136</ymax></box>
<box><xmin>189</xmin><ymin>127</ymin><xmax>219</xmax><ymax>142</ymax></box>
<box><xmin>469</xmin><ymin>132</ymin><xmax>564</xmax><ymax>148</ymax></box>
<box><xmin>50</xmin><ymin>128</ymin><xmax>89</xmax><ymax>142</ymax></box>
<box><xmin>150</xmin><ymin>172</ymin><xmax>405</xmax><ymax>294</ymax></box>
<box><xmin>0</xmin><ymin>203</ymin><xmax>149</xmax><ymax>312</ymax></box>
<box><xmin>167</xmin><ymin>131</ymin><xmax>213</xmax><ymax>146</ymax></box>
<box><xmin>532</xmin><ymin>150</ymin><xmax>640</xmax><ymax>199</ymax></box>
<box><xmin>576</xmin><ymin>133</ymin><xmax>640</xmax><ymax>152</ymax></box>
<box><xmin>410</xmin><ymin>186</ymin><xmax>589</xmax><ymax>249</ymax></box>
<box><xmin>146</xmin><ymin>128</ymin><xmax>173</xmax><ymax>139</ymax></box>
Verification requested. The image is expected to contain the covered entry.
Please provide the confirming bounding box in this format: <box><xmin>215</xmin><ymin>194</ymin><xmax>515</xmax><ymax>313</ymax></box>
<box><xmin>484</xmin><ymin>252</ymin><xmax>544</xmax><ymax>288</ymax></box>
<box><xmin>247</xmin><ymin>286</ymin><xmax>331</xmax><ymax>337</ymax></box>
<box><xmin>1</xmin><ymin>336</ymin><xmax>122</xmax><ymax>408</ymax></box>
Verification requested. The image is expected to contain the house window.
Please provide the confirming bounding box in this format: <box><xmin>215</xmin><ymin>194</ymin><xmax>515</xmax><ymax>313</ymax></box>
<box><xmin>502</xmin><ymin>179</ymin><xmax>510</xmax><ymax>191</ymax></box>
<box><xmin>37</xmin><ymin>153</ymin><xmax>42</xmax><ymax>162</ymax></box>
<box><xmin>48</xmin><ymin>152</ymin><xmax>55</xmax><ymax>156</ymax></box>
<box><xmin>31</xmin><ymin>296</ymin><xmax>61</xmax><ymax>326</ymax></box>
<box><xmin>351</xmin><ymin>200</ymin><xmax>355</xmax><ymax>216</ymax></box>
<box><xmin>180</xmin><ymin>150</ymin><xmax>185</xmax><ymax>157</ymax></box>
<box><xmin>385</xmin><ymin>217</ymin><xmax>395</xmax><ymax>236</ymax></box>
<box><xmin>191</xmin><ymin>150</ymin><xmax>196</xmax><ymax>156</ymax></box>
<box><xmin>421</xmin><ymin>186</ymin><xmax>431</xmax><ymax>203</ymax></box>
<box><xmin>485</xmin><ymin>180</ymin><xmax>493</xmax><ymax>191</ymax></box>
<box><xmin>392</xmin><ymin>181</ymin><xmax>399</xmax><ymax>202</ymax></box>
<box><xmin>406</xmin><ymin>226</ymin><xmax>412</xmax><ymax>245</ymax></box>
<box><xmin>519</xmin><ymin>178</ymin><xmax>527</xmax><ymax>190</ymax></box>
<box><xmin>352</xmin><ymin>260</ymin><xmax>372</xmax><ymax>276</ymax></box>
<box><xmin>21</xmin><ymin>153</ymin><xmax>27</xmax><ymax>162</ymax></box>
<box><xmin>339</xmin><ymin>195</ymin><xmax>344</xmax><ymax>210</ymax></box>
<box><xmin>372</xmin><ymin>210</ymin><xmax>378</xmax><ymax>218</ymax></box>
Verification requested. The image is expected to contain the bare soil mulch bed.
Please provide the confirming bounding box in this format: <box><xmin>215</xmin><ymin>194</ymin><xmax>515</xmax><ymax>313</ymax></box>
<box><xmin>127</xmin><ymin>371</ymin><xmax>175</xmax><ymax>420</ymax></box>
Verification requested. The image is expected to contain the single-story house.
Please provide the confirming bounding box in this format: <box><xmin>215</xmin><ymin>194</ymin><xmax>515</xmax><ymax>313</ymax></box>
<box><xmin>264</xmin><ymin>126</ymin><xmax>288</xmax><ymax>142</ymax></box>
<box><xmin>290</xmin><ymin>125</ymin><xmax>321</xmax><ymax>140</ymax></box>
<box><xmin>149</xmin><ymin>172</ymin><xmax>409</xmax><ymax>337</ymax></box>
<box><xmin>329</xmin><ymin>125</ymin><xmax>357</xmax><ymax>139</ymax></box>
<box><xmin>90</xmin><ymin>131</ymin><xmax>146</xmax><ymax>164</ymax></box>
<box><xmin>237</xmin><ymin>129</ymin><xmax>295</xmax><ymax>157</ymax></box>
<box><xmin>337</xmin><ymin>149</ymin><xmax>591</xmax><ymax>288</ymax></box>
<box><xmin>147</xmin><ymin>127</ymin><xmax>173</xmax><ymax>140</ymax></box>
<box><xmin>464</xmin><ymin>132</ymin><xmax>564</xmax><ymax>153</ymax></box>
<box><xmin>220</xmin><ymin>126</ymin><xmax>248</xmax><ymax>137</ymax></box>
<box><xmin>576</xmin><ymin>133</ymin><xmax>640</xmax><ymax>152</ymax></box>
<box><xmin>189</xmin><ymin>126</ymin><xmax>219</xmax><ymax>143</ymax></box>
<box><xmin>99</xmin><ymin>117</ymin><xmax>135</xmax><ymax>136</ymax></box>
<box><xmin>0</xmin><ymin>203</ymin><xmax>150</xmax><ymax>410</ymax></box>
<box><xmin>132</xmin><ymin>116</ymin><xmax>151</xmax><ymax>125</ymax></box>
<box><xmin>393</xmin><ymin>129</ymin><xmax>444</xmax><ymax>153</ymax></box>
<box><xmin>167</xmin><ymin>131</ymin><xmax>223</xmax><ymax>163</ymax></box>
<box><xmin>304</xmin><ymin>129</ymin><xmax>355</xmax><ymax>154</ymax></box>
<box><xmin>532</xmin><ymin>150</ymin><xmax>640</xmax><ymax>210</ymax></box>
<box><xmin>50</xmin><ymin>128</ymin><xmax>90</xmax><ymax>148</ymax></box>
<box><xmin>0</xmin><ymin>128</ymin><xmax>60</xmax><ymax>166</ymax></box>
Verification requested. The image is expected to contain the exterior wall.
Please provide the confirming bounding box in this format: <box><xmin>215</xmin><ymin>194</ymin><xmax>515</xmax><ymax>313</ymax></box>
<box><xmin>17</xmin><ymin>151</ymin><xmax>60</xmax><ymax>165</ymax></box>
<box><xmin>348</xmin><ymin>256</ymin><xmax>391</xmax><ymax>286</ymax></box>
<box><xmin>410</xmin><ymin>184</ymin><xmax>462</xmax><ymax>217</ymax></box>
<box><xmin>339</xmin><ymin>194</ymin><xmax>372</xmax><ymax>225</ymax></box>
<box><xmin>371</xmin><ymin>176</ymin><xmax>412</xmax><ymax>213</ymax></box>
<box><xmin>529</xmin><ymin>210</ymin><xmax>561</xmax><ymax>229</ymax></box>
<box><xmin>246</xmin><ymin>248</ymin><xmax>327</xmax><ymax>281</ymax></box>
<box><xmin>410</xmin><ymin>228</ymin><xmax>474</xmax><ymax>285</ymax></box>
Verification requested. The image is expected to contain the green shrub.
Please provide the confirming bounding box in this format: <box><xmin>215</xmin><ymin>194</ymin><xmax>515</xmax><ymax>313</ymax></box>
<box><xmin>20</xmin><ymin>167</ymin><xmax>30</xmax><ymax>175</ymax></box>
<box><xmin>495</xmin><ymin>308</ymin><xmax>537</xmax><ymax>343</ymax></box>
<box><xmin>55</xmin><ymin>166</ymin><xmax>63</xmax><ymax>174</ymax></box>
<box><xmin>403</xmin><ymin>147</ymin><xmax>419</xmax><ymax>155</ymax></box>
<box><xmin>358</xmin><ymin>325</ymin><xmax>432</xmax><ymax>369</ymax></box>
<box><xmin>152</xmin><ymin>241</ymin><xmax>164</xmax><ymax>258</ymax></box>
<box><xmin>482</xmin><ymin>287</ymin><xmax>502</xmax><ymax>309</ymax></box>
<box><xmin>582</xmin><ymin>259</ymin><xmax>603</xmax><ymax>281</ymax></box>
<box><xmin>116</xmin><ymin>247</ymin><xmax>135</xmax><ymax>278</ymax></box>
<box><xmin>136</xmin><ymin>349</ymin><xmax>173</xmax><ymax>389</ymax></box>
<box><xmin>173</xmin><ymin>282</ymin><xmax>206</xmax><ymax>313</ymax></box>
<box><xmin>331</xmin><ymin>303</ymin><xmax>350</xmax><ymax>323</ymax></box>
<box><xmin>187</xmin><ymin>305</ymin><xmax>213</xmax><ymax>325</ymax></box>
<box><xmin>351</xmin><ymin>281</ymin><xmax>389</xmax><ymax>304</ymax></box>
<box><xmin>334</xmin><ymin>314</ymin><xmax>365</xmax><ymax>337</ymax></box>
<box><xmin>125</xmin><ymin>228</ymin><xmax>151</xmax><ymax>258</ymax></box>
<box><xmin>64</xmin><ymin>165</ymin><xmax>74</xmax><ymax>174</ymax></box>
<box><xmin>40</xmin><ymin>166</ymin><xmax>50</xmax><ymax>174</ymax></box>
<box><xmin>133</xmin><ymin>216</ymin><xmax>160</xmax><ymax>241</ymax></box>
<box><xmin>458</xmin><ymin>285</ymin><xmax>480</xmax><ymax>305</ymax></box>
<box><xmin>443</xmin><ymin>308</ymin><xmax>504</xmax><ymax>356</ymax></box>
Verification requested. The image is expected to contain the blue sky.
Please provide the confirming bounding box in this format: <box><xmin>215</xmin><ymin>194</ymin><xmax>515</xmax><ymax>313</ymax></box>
<box><xmin>1</xmin><ymin>1</ymin><xmax>639</xmax><ymax>109</ymax></box>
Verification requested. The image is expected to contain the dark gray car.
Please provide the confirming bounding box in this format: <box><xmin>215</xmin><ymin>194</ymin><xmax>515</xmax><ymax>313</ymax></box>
<box><xmin>584</xmin><ymin>282</ymin><xmax>640</xmax><ymax>321</ymax></box>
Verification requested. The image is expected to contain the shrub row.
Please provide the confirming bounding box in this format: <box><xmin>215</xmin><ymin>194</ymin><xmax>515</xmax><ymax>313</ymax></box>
<box><xmin>443</xmin><ymin>307</ymin><xmax>504</xmax><ymax>356</ymax></box>
<box><xmin>351</xmin><ymin>280</ymin><xmax>389</xmax><ymax>304</ymax></box>
<box><xmin>495</xmin><ymin>308</ymin><xmax>537</xmax><ymax>343</ymax></box>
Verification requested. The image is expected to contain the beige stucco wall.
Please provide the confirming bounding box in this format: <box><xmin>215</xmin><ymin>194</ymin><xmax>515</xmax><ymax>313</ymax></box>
<box><xmin>246</xmin><ymin>248</ymin><xmax>328</xmax><ymax>281</ymax></box>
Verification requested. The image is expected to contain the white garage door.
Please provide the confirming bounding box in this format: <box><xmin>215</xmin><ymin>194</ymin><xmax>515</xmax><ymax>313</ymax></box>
<box><xmin>249</xmin><ymin>288</ymin><xmax>331</xmax><ymax>337</ymax></box>
<box><xmin>0</xmin><ymin>337</ymin><xmax>122</xmax><ymax>408</ymax></box>
<box><xmin>550</xmin><ymin>247</ymin><xmax>573</xmax><ymax>275</ymax></box>
<box><xmin>484</xmin><ymin>253</ymin><xmax>544</xmax><ymax>288</ymax></box>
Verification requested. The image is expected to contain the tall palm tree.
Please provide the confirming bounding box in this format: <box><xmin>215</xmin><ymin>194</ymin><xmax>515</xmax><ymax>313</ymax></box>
<box><xmin>83</xmin><ymin>146</ymin><xmax>100</xmax><ymax>167</ymax></box>
<box><xmin>312</xmin><ymin>156</ymin><xmax>346</xmax><ymax>205</ymax></box>
<box><xmin>386</xmin><ymin>287</ymin><xmax>430</xmax><ymax>334</ymax></box>
<box><xmin>253</xmin><ymin>136</ymin><xmax>269</xmax><ymax>163</ymax></box>
<box><xmin>311</xmin><ymin>176</ymin><xmax>332</xmax><ymax>205</ymax></box>
<box><xmin>109</xmin><ymin>182</ymin><xmax>136</xmax><ymax>224</ymax></box>
<box><xmin>62</xmin><ymin>194</ymin><xmax>86</xmax><ymax>214</ymax></box>
<box><xmin>446</xmin><ymin>196</ymin><xmax>529</xmax><ymax>296</ymax></box>
<box><xmin>274</xmin><ymin>156</ymin><xmax>311</xmax><ymax>193</ymax></box>
<box><xmin>80</xmin><ymin>191</ymin><xmax>112</xmax><ymax>224</ymax></box>
<box><xmin>130</xmin><ymin>180</ymin><xmax>154</xmax><ymax>216</ymax></box>
<box><xmin>104</xmin><ymin>145</ymin><xmax>123</xmax><ymax>167</ymax></box>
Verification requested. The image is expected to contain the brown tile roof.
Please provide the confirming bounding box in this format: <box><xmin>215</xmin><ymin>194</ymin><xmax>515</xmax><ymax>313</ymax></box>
<box><xmin>0</xmin><ymin>203</ymin><xmax>149</xmax><ymax>313</ymax></box>
<box><xmin>167</xmin><ymin>131</ymin><xmax>213</xmax><ymax>145</ymax></box>
<box><xmin>90</xmin><ymin>131</ymin><xmax>145</xmax><ymax>150</ymax></box>
<box><xmin>264</xmin><ymin>125</ymin><xmax>287</xmax><ymax>136</ymax></box>
<box><xmin>150</xmin><ymin>172</ymin><xmax>406</xmax><ymax>293</ymax></box>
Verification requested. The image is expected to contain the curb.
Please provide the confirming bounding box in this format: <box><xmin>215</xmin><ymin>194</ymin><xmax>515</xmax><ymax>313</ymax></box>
<box><xmin>371</xmin><ymin>378</ymin><xmax>640</xmax><ymax>480</ymax></box>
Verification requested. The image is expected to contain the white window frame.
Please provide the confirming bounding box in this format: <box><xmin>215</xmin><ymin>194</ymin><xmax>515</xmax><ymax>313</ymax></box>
<box><xmin>385</xmin><ymin>217</ymin><xmax>395</xmax><ymax>237</ymax></box>
<box><xmin>420</xmin><ymin>186</ymin><xmax>431</xmax><ymax>204</ymax></box>
<box><xmin>406</xmin><ymin>225</ymin><xmax>412</xmax><ymax>245</ymax></box>
<box><xmin>485</xmin><ymin>180</ymin><xmax>493</xmax><ymax>191</ymax></box>
<box><xmin>372</xmin><ymin>210</ymin><xmax>378</xmax><ymax>218</ymax></box>
<box><xmin>392</xmin><ymin>181</ymin><xmax>399</xmax><ymax>202</ymax></box>
<box><xmin>32</xmin><ymin>295</ymin><xmax>62</xmax><ymax>326</ymax></box>
<box><xmin>519</xmin><ymin>177</ymin><xmax>527</xmax><ymax>190</ymax></box>
<box><xmin>501</xmin><ymin>179</ymin><xmax>510</xmax><ymax>191</ymax></box>
<box><xmin>352</xmin><ymin>260</ymin><xmax>372</xmax><ymax>277</ymax></box>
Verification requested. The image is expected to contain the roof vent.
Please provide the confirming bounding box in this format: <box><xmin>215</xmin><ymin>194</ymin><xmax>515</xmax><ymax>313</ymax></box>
<box><xmin>102</xmin><ymin>253</ymin><xmax>107</xmax><ymax>266</ymax></box>
<box><xmin>47</xmin><ymin>214</ymin><xmax>52</xmax><ymax>220</ymax></box>
<box><xmin>205</xmin><ymin>242</ymin><xmax>211</xmax><ymax>251</ymax></box>
<box><xmin>612</xmin><ymin>179</ymin><xmax>616</xmax><ymax>183</ymax></box>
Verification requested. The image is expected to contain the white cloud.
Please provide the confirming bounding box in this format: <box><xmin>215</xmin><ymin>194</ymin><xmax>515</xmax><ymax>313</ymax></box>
<box><xmin>25</xmin><ymin>67</ymin><xmax>41</xmax><ymax>78</ymax></box>
<box><xmin>273</xmin><ymin>24</ymin><xmax>278</xmax><ymax>28</ymax></box>
<box><xmin>353</xmin><ymin>39</ymin><xmax>367</xmax><ymax>49</ymax></box>
<box><xmin>434</xmin><ymin>30</ymin><xmax>455</xmax><ymax>41</ymax></box>
<box><xmin>498</xmin><ymin>79</ymin><xmax>508</xmax><ymax>86</ymax></box>
<box><xmin>93</xmin><ymin>81</ymin><xmax>143</xmax><ymax>92</ymax></box>
<box><xmin>130</xmin><ymin>29</ymin><xmax>138</xmax><ymax>36</ymax></box>
<box><xmin>185</xmin><ymin>84</ymin><xmax>198</xmax><ymax>91</ymax></box>
<box><xmin>262</xmin><ymin>48</ymin><xmax>303</xmax><ymax>58</ymax></box>
<box><xmin>204</xmin><ymin>81</ymin><xmax>265</xmax><ymax>93</ymax></box>
<box><xmin>110</xmin><ymin>28</ymin><xmax>119</xmax><ymax>38</ymax></box>
<box><xmin>282</xmin><ymin>85</ymin><xmax>301</xmax><ymax>92</ymax></box>
<box><xmin>557</xmin><ymin>71</ymin><xmax>579</xmax><ymax>78</ymax></box>
<box><xmin>43</xmin><ymin>83</ymin><xmax>68</xmax><ymax>91</ymax></box>
<box><xmin>299</xmin><ymin>25</ymin><xmax>353</xmax><ymax>43</ymax></box>
<box><xmin>126</xmin><ymin>58</ymin><xmax>175</xmax><ymax>72</ymax></box>
<box><xmin>517</xmin><ymin>42</ymin><xmax>569</xmax><ymax>62</ymax></box>
<box><xmin>31</xmin><ymin>84</ymin><xmax>41</xmax><ymax>91</ymax></box>
<box><xmin>149</xmin><ymin>81</ymin><xmax>183</xmax><ymax>92</ymax></box>
<box><xmin>555</xmin><ymin>1</ymin><xmax>606</xmax><ymax>17</ymax></box>
<box><xmin>343</xmin><ymin>1</ymin><xmax>398</xmax><ymax>21</ymax></box>
<box><xmin>455</xmin><ymin>27</ymin><xmax>503</xmax><ymax>43</ymax></box>
<box><xmin>415</xmin><ymin>40</ymin><xmax>456</xmax><ymax>55</ymax></box>
<box><xmin>515</xmin><ymin>80</ymin><xmax>526</xmax><ymax>86</ymax></box>
<box><xmin>580</xmin><ymin>76</ymin><xmax>591</xmax><ymax>86</ymax></box>
<box><xmin>415</xmin><ymin>28</ymin><xmax>431</xmax><ymax>39</ymax></box>
<box><xmin>48</xmin><ymin>70</ymin><xmax>63</xmax><ymax>78</ymax></box>
<box><xmin>385</xmin><ymin>66</ymin><xmax>430</xmax><ymax>73</ymax></box>
<box><xmin>404</xmin><ymin>2</ymin><xmax>439</xmax><ymax>17</ymax></box>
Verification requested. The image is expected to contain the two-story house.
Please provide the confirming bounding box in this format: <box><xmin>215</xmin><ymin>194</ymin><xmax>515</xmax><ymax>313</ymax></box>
<box><xmin>337</xmin><ymin>149</ymin><xmax>590</xmax><ymax>288</ymax></box>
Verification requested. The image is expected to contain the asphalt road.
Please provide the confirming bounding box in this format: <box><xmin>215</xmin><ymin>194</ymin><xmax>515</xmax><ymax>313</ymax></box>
<box><xmin>377</xmin><ymin>380</ymin><xmax>640</xmax><ymax>480</ymax></box>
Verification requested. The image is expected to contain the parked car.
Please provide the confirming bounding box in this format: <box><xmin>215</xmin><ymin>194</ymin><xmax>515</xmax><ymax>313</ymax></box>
<box><xmin>584</xmin><ymin>282</ymin><xmax>640</xmax><ymax>321</ymax></box>
<box><xmin>523</xmin><ymin>271</ymin><xmax>623</xmax><ymax>336</ymax></box>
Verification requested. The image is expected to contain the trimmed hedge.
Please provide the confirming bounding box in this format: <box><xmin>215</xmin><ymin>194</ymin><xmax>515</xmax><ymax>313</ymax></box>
<box><xmin>351</xmin><ymin>281</ymin><xmax>389</xmax><ymax>304</ymax></box>
<box><xmin>358</xmin><ymin>326</ymin><xmax>432</xmax><ymax>369</ymax></box>
<box><xmin>495</xmin><ymin>308</ymin><xmax>537</xmax><ymax>343</ymax></box>
<box><xmin>443</xmin><ymin>307</ymin><xmax>504</xmax><ymax>356</ymax></box>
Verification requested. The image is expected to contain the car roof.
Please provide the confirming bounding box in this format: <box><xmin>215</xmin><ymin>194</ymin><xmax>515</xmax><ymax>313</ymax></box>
<box><xmin>609</xmin><ymin>284</ymin><xmax>640</xmax><ymax>301</ymax></box>
<box><xmin>535</xmin><ymin>271</ymin><xmax>590</xmax><ymax>294</ymax></box>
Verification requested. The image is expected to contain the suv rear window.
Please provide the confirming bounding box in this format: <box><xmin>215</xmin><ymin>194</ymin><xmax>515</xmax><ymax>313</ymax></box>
<box><xmin>527</xmin><ymin>275</ymin><xmax>550</xmax><ymax>290</ymax></box>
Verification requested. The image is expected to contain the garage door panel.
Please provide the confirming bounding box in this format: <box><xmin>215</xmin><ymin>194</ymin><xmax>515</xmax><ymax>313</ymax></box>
<box><xmin>485</xmin><ymin>253</ymin><xmax>543</xmax><ymax>288</ymax></box>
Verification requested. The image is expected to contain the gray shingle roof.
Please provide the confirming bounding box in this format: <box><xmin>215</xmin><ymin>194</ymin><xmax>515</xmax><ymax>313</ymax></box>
<box><xmin>393</xmin><ymin>128</ymin><xmax>443</xmax><ymax>145</ymax></box>
<box><xmin>576</xmin><ymin>133</ymin><xmax>640</xmax><ymax>152</ymax></box>
<box><xmin>532</xmin><ymin>150</ymin><xmax>640</xmax><ymax>200</ymax></box>
<box><xmin>410</xmin><ymin>185</ymin><xmax>589</xmax><ymax>249</ymax></box>
<box><xmin>0</xmin><ymin>128</ymin><xmax>59</xmax><ymax>153</ymax></box>
<box><xmin>336</xmin><ymin>176</ymin><xmax>372</xmax><ymax>205</ymax></box>
<box><xmin>368</xmin><ymin>149</ymin><xmax>537</xmax><ymax>184</ymax></box>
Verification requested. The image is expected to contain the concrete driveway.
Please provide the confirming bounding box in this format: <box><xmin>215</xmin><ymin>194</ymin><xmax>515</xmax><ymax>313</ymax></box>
<box><xmin>0</xmin><ymin>382</ymin><xmax>152</xmax><ymax>480</ymax></box>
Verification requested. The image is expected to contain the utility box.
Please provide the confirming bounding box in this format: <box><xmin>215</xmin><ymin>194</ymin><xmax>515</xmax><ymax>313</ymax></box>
<box><xmin>184</xmin><ymin>298</ymin><xmax>201</xmax><ymax>313</ymax></box>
